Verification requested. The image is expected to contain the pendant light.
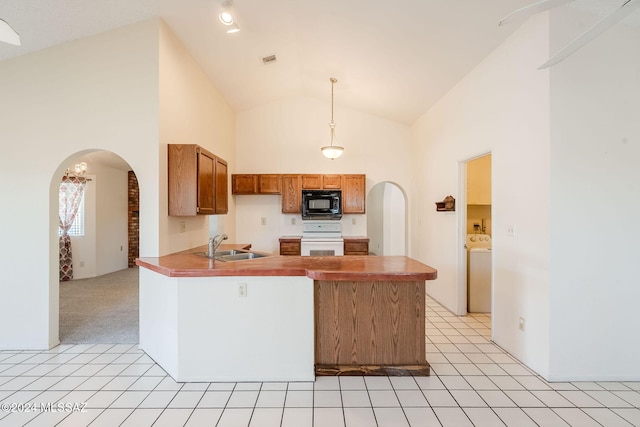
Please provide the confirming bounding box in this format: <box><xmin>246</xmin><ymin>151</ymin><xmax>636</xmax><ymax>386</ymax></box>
<box><xmin>321</xmin><ymin>77</ymin><xmax>344</xmax><ymax>159</ymax></box>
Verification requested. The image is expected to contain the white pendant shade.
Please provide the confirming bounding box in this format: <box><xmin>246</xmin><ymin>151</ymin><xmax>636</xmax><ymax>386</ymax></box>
<box><xmin>321</xmin><ymin>145</ymin><xmax>344</xmax><ymax>159</ymax></box>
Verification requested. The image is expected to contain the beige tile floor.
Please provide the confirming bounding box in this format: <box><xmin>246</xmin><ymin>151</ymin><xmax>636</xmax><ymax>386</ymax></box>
<box><xmin>0</xmin><ymin>297</ymin><xmax>639</xmax><ymax>426</ymax></box>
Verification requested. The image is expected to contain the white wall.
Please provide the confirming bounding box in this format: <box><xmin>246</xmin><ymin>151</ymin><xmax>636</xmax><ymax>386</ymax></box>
<box><xmin>158</xmin><ymin>21</ymin><xmax>237</xmax><ymax>255</ymax></box>
<box><xmin>547</xmin><ymin>9</ymin><xmax>640</xmax><ymax>380</ymax></box>
<box><xmin>367</xmin><ymin>183</ymin><xmax>385</xmax><ymax>255</ymax></box>
<box><xmin>0</xmin><ymin>18</ymin><xmax>237</xmax><ymax>349</ymax></box>
<box><xmin>0</xmin><ymin>20</ymin><xmax>160</xmax><ymax>349</ymax></box>
<box><xmin>94</xmin><ymin>164</ymin><xmax>129</xmax><ymax>276</ymax></box>
<box><xmin>235</xmin><ymin>96</ymin><xmax>411</xmax><ymax>253</ymax></box>
<box><xmin>410</xmin><ymin>15</ymin><xmax>551</xmax><ymax>376</ymax></box>
<box><xmin>383</xmin><ymin>183</ymin><xmax>406</xmax><ymax>255</ymax></box>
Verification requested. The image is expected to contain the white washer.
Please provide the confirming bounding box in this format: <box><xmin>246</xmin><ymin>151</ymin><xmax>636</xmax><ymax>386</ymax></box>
<box><xmin>466</xmin><ymin>234</ymin><xmax>492</xmax><ymax>313</ymax></box>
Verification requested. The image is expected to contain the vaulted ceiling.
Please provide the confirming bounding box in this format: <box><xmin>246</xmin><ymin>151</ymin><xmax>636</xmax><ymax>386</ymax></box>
<box><xmin>1</xmin><ymin>0</ymin><xmax>635</xmax><ymax>124</ymax></box>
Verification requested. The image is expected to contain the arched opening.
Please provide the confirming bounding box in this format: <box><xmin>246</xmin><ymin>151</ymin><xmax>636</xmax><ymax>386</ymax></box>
<box><xmin>366</xmin><ymin>182</ymin><xmax>407</xmax><ymax>256</ymax></box>
<box><xmin>51</xmin><ymin>150</ymin><xmax>140</xmax><ymax>344</ymax></box>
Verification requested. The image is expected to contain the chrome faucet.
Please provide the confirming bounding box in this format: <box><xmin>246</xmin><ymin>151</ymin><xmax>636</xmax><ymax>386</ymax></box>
<box><xmin>208</xmin><ymin>234</ymin><xmax>228</xmax><ymax>257</ymax></box>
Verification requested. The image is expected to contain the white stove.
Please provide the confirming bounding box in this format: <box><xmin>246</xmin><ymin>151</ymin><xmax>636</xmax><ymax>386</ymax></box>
<box><xmin>301</xmin><ymin>221</ymin><xmax>344</xmax><ymax>256</ymax></box>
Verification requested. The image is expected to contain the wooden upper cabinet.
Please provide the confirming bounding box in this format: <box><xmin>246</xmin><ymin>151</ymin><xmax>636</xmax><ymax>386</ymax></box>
<box><xmin>214</xmin><ymin>157</ymin><xmax>228</xmax><ymax>214</ymax></box>
<box><xmin>231</xmin><ymin>173</ymin><xmax>367</xmax><ymax>215</ymax></box>
<box><xmin>232</xmin><ymin>174</ymin><xmax>258</xmax><ymax>194</ymax></box>
<box><xmin>342</xmin><ymin>174</ymin><xmax>366</xmax><ymax>214</ymax></box>
<box><xmin>322</xmin><ymin>174</ymin><xmax>342</xmax><ymax>189</ymax></box>
<box><xmin>282</xmin><ymin>175</ymin><xmax>302</xmax><ymax>213</ymax></box>
<box><xmin>302</xmin><ymin>174</ymin><xmax>342</xmax><ymax>189</ymax></box>
<box><xmin>259</xmin><ymin>174</ymin><xmax>282</xmax><ymax>194</ymax></box>
<box><xmin>168</xmin><ymin>144</ymin><xmax>228</xmax><ymax>216</ymax></box>
<box><xmin>197</xmin><ymin>149</ymin><xmax>216</xmax><ymax>215</ymax></box>
<box><xmin>301</xmin><ymin>174</ymin><xmax>322</xmax><ymax>189</ymax></box>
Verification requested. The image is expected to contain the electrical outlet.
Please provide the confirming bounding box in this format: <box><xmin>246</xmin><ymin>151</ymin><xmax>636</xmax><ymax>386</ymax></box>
<box><xmin>180</xmin><ymin>221</ymin><xmax>186</xmax><ymax>233</ymax></box>
<box><xmin>238</xmin><ymin>283</ymin><xmax>247</xmax><ymax>298</ymax></box>
<box><xmin>291</xmin><ymin>217</ymin><xmax>296</xmax><ymax>225</ymax></box>
<box><xmin>120</xmin><ymin>246</ymin><xmax>123</xmax><ymax>251</ymax></box>
<box><xmin>261</xmin><ymin>217</ymin><xmax>267</xmax><ymax>226</ymax></box>
<box><xmin>352</xmin><ymin>218</ymin><xmax>356</xmax><ymax>225</ymax></box>
<box><xmin>519</xmin><ymin>317</ymin><xmax>525</xmax><ymax>331</ymax></box>
<box><xmin>508</xmin><ymin>225</ymin><xmax>516</xmax><ymax>237</ymax></box>
<box><xmin>79</xmin><ymin>261</ymin><xmax>85</xmax><ymax>267</ymax></box>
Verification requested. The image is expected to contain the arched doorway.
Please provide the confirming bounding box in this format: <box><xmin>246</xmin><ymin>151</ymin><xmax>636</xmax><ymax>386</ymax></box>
<box><xmin>366</xmin><ymin>182</ymin><xmax>407</xmax><ymax>256</ymax></box>
<box><xmin>52</xmin><ymin>150</ymin><xmax>140</xmax><ymax>344</ymax></box>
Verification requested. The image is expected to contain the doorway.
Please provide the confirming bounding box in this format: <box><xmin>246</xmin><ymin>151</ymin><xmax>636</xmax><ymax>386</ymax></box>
<box><xmin>459</xmin><ymin>153</ymin><xmax>492</xmax><ymax>315</ymax></box>
<box><xmin>367</xmin><ymin>182</ymin><xmax>407</xmax><ymax>255</ymax></box>
<box><xmin>54</xmin><ymin>150</ymin><xmax>140</xmax><ymax>344</ymax></box>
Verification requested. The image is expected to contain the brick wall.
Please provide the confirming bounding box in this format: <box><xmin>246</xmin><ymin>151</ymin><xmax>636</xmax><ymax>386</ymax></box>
<box><xmin>128</xmin><ymin>171</ymin><xmax>139</xmax><ymax>267</ymax></box>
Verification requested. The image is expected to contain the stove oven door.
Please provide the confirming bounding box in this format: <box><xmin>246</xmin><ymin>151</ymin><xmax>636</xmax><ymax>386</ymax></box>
<box><xmin>300</xmin><ymin>239</ymin><xmax>344</xmax><ymax>256</ymax></box>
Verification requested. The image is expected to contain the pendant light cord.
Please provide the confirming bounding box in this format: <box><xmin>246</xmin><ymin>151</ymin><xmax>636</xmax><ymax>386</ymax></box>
<box><xmin>331</xmin><ymin>78</ymin><xmax>335</xmax><ymax>124</ymax></box>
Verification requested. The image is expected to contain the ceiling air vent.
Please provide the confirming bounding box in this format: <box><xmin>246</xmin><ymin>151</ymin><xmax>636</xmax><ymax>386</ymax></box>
<box><xmin>261</xmin><ymin>54</ymin><xmax>277</xmax><ymax>65</ymax></box>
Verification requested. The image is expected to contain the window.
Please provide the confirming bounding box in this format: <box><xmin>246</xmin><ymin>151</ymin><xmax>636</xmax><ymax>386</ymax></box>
<box><xmin>67</xmin><ymin>191</ymin><xmax>85</xmax><ymax>236</ymax></box>
<box><xmin>59</xmin><ymin>180</ymin><xmax>86</xmax><ymax>237</ymax></box>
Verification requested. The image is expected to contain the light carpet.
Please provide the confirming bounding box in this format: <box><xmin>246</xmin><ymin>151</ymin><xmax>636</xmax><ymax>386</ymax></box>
<box><xmin>59</xmin><ymin>267</ymin><xmax>138</xmax><ymax>344</ymax></box>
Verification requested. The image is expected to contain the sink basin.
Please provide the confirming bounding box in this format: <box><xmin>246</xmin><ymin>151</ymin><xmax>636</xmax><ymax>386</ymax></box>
<box><xmin>193</xmin><ymin>249</ymin><xmax>268</xmax><ymax>262</ymax></box>
<box><xmin>219</xmin><ymin>252</ymin><xmax>267</xmax><ymax>261</ymax></box>
<box><xmin>212</xmin><ymin>249</ymin><xmax>245</xmax><ymax>256</ymax></box>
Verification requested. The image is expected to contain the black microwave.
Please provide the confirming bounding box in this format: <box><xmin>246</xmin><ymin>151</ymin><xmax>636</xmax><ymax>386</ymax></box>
<box><xmin>302</xmin><ymin>190</ymin><xmax>342</xmax><ymax>220</ymax></box>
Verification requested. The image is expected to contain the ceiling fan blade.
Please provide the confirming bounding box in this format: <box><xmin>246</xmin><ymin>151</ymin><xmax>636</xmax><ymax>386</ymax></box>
<box><xmin>0</xmin><ymin>18</ymin><xmax>21</xmax><ymax>46</ymax></box>
<box><xmin>499</xmin><ymin>0</ymin><xmax>576</xmax><ymax>26</ymax></box>
<box><xmin>539</xmin><ymin>0</ymin><xmax>640</xmax><ymax>68</ymax></box>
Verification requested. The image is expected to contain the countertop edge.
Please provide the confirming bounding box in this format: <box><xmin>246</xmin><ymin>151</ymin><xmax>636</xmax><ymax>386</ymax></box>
<box><xmin>136</xmin><ymin>246</ymin><xmax>437</xmax><ymax>281</ymax></box>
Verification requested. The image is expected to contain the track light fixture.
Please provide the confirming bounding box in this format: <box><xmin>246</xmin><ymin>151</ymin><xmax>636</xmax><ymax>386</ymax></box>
<box><xmin>218</xmin><ymin>1</ymin><xmax>239</xmax><ymax>32</ymax></box>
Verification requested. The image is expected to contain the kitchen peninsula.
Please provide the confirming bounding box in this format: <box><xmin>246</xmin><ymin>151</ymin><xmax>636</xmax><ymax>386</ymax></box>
<box><xmin>136</xmin><ymin>245</ymin><xmax>437</xmax><ymax>382</ymax></box>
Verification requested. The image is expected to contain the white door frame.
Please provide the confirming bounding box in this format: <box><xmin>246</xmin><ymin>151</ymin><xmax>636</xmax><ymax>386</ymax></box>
<box><xmin>456</xmin><ymin>160</ymin><xmax>469</xmax><ymax>316</ymax></box>
<box><xmin>457</xmin><ymin>152</ymin><xmax>492</xmax><ymax>317</ymax></box>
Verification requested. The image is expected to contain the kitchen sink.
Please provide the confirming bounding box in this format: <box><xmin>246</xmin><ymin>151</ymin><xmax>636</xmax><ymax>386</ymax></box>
<box><xmin>211</xmin><ymin>249</ymin><xmax>245</xmax><ymax>256</ymax></box>
<box><xmin>193</xmin><ymin>249</ymin><xmax>268</xmax><ymax>262</ymax></box>
<box><xmin>219</xmin><ymin>252</ymin><xmax>267</xmax><ymax>261</ymax></box>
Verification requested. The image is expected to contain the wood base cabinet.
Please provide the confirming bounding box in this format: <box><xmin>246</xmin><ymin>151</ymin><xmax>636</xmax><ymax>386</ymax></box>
<box><xmin>315</xmin><ymin>279</ymin><xmax>428</xmax><ymax>376</ymax></box>
<box><xmin>344</xmin><ymin>237</ymin><xmax>369</xmax><ymax>255</ymax></box>
<box><xmin>279</xmin><ymin>237</ymin><xmax>301</xmax><ymax>256</ymax></box>
<box><xmin>168</xmin><ymin>144</ymin><xmax>228</xmax><ymax>216</ymax></box>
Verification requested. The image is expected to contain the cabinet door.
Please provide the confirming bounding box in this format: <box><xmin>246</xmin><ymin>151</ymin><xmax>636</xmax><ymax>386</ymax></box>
<box><xmin>232</xmin><ymin>174</ymin><xmax>258</xmax><ymax>194</ymax></box>
<box><xmin>322</xmin><ymin>174</ymin><xmax>342</xmax><ymax>189</ymax></box>
<box><xmin>302</xmin><ymin>174</ymin><xmax>322</xmax><ymax>189</ymax></box>
<box><xmin>214</xmin><ymin>157</ymin><xmax>228</xmax><ymax>214</ymax></box>
<box><xmin>259</xmin><ymin>174</ymin><xmax>282</xmax><ymax>194</ymax></box>
<box><xmin>342</xmin><ymin>174</ymin><xmax>366</xmax><ymax>214</ymax></box>
<box><xmin>197</xmin><ymin>148</ymin><xmax>216</xmax><ymax>215</ymax></box>
<box><xmin>280</xmin><ymin>240</ymin><xmax>301</xmax><ymax>256</ymax></box>
<box><xmin>282</xmin><ymin>175</ymin><xmax>302</xmax><ymax>213</ymax></box>
<box><xmin>344</xmin><ymin>240</ymin><xmax>369</xmax><ymax>255</ymax></box>
<box><xmin>168</xmin><ymin>144</ymin><xmax>198</xmax><ymax>216</ymax></box>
